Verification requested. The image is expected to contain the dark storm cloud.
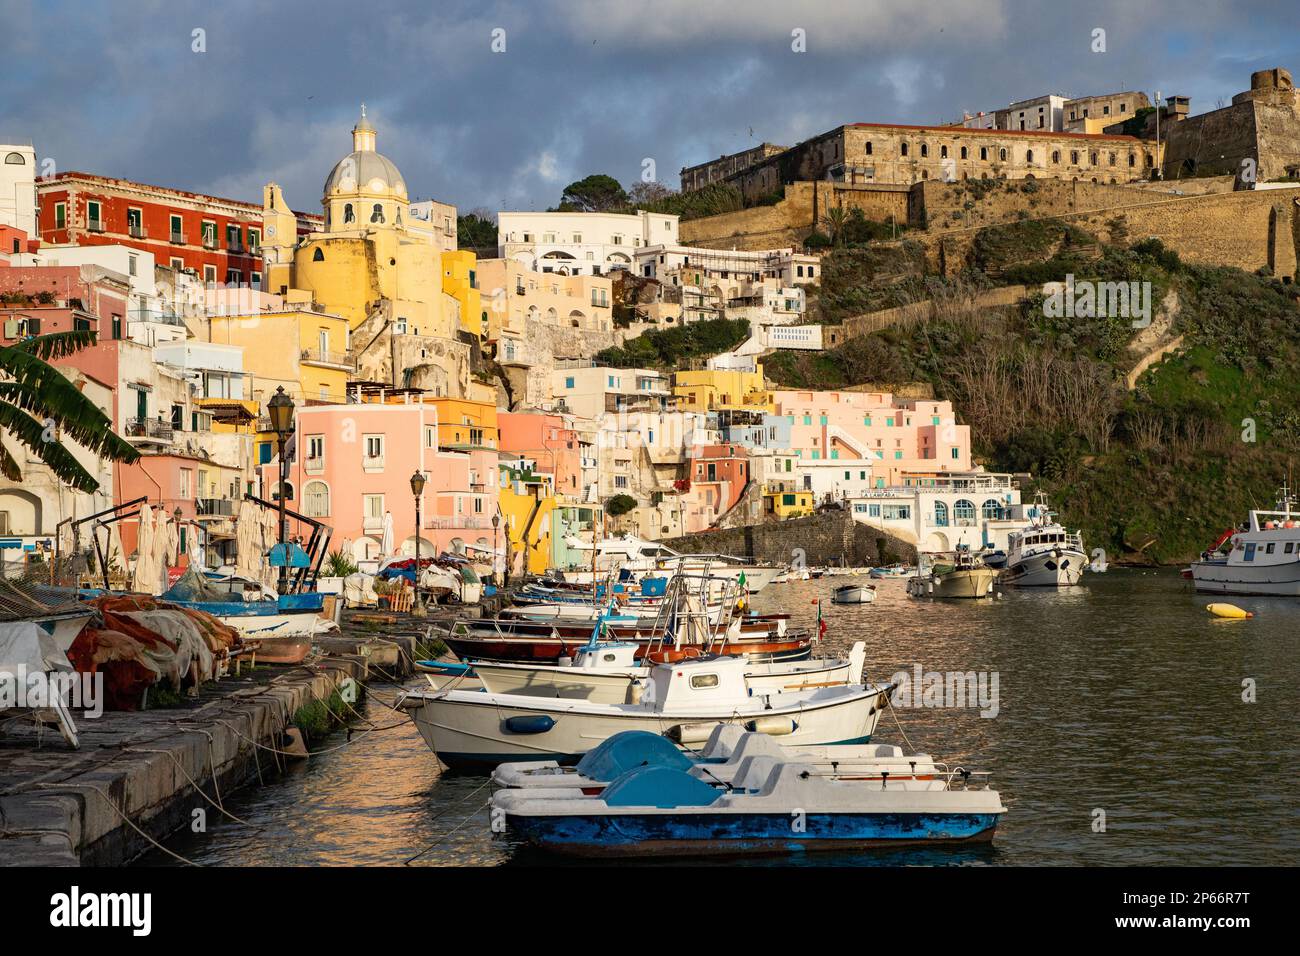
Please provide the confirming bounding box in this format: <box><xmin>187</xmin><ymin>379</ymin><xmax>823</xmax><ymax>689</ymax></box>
<box><xmin>2</xmin><ymin>0</ymin><xmax>1298</xmax><ymax>215</ymax></box>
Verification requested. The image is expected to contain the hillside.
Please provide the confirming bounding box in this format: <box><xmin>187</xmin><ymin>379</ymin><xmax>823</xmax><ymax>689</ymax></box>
<box><xmin>766</xmin><ymin>226</ymin><xmax>1300</xmax><ymax>564</ymax></box>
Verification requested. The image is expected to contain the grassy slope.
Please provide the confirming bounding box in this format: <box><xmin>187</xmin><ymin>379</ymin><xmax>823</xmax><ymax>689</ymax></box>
<box><xmin>766</xmin><ymin>231</ymin><xmax>1300</xmax><ymax>564</ymax></box>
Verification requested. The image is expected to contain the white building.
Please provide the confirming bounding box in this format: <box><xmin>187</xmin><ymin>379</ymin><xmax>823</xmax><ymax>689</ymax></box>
<box><xmin>407</xmin><ymin>199</ymin><xmax>459</xmax><ymax>253</ymax></box>
<box><xmin>846</xmin><ymin>471</ymin><xmax>1035</xmax><ymax>554</ymax></box>
<box><xmin>1006</xmin><ymin>94</ymin><xmax>1067</xmax><ymax>132</ymax></box>
<box><xmin>634</xmin><ymin>244</ymin><xmax>819</xmax><ymax>286</ymax></box>
<box><xmin>1</xmin><ymin>142</ymin><xmax>37</xmax><ymax>237</ymax></box>
<box><xmin>154</xmin><ymin>341</ymin><xmax>248</xmax><ymax>401</ymax></box>
<box><xmin>498</xmin><ymin>210</ymin><xmax>679</xmax><ymax>276</ymax></box>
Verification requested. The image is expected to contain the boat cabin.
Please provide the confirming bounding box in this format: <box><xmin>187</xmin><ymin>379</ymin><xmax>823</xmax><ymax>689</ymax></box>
<box><xmin>642</xmin><ymin>656</ymin><xmax>753</xmax><ymax>712</ymax></box>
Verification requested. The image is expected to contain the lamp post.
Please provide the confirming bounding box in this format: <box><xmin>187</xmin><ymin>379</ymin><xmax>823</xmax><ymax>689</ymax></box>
<box><xmin>492</xmin><ymin>511</ymin><xmax>502</xmax><ymax>586</ymax></box>
<box><xmin>410</xmin><ymin>469</ymin><xmax>426</xmax><ymax>615</ymax></box>
<box><xmin>267</xmin><ymin>386</ymin><xmax>295</xmax><ymax>595</ymax></box>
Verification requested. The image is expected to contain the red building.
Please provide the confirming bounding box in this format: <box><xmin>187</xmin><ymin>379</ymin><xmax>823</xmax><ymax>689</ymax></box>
<box><xmin>690</xmin><ymin>443</ymin><xmax>751</xmax><ymax>519</ymax></box>
<box><xmin>35</xmin><ymin>172</ymin><xmax>319</xmax><ymax>290</ymax></box>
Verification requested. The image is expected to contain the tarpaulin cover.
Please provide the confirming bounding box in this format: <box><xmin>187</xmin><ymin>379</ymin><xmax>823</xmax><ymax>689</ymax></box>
<box><xmin>163</xmin><ymin>568</ymin><xmax>243</xmax><ymax>604</ymax></box>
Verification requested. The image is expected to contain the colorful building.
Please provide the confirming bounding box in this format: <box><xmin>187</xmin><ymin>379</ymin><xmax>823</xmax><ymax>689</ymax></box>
<box><xmin>442</xmin><ymin>249</ymin><xmax>483</xmax><ymax>339</ymax></box>
<box><xmin>673</xmin><ymin>367</ymin><xmax>767</xmax><ymax>413</ymax></box>
<box><xmin>498</xmin><ymin>461</ymin><xmax>554</xmax><ymax>576</ymax></box>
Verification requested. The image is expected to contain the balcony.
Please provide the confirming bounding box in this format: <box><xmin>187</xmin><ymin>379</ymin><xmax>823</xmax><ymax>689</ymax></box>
<box><xmin>304</xmin><ymin>456</ymin><xmax>324</xmax><ymax>475</ymax></box>
<box><xmin>363</xmin><ymin>515</ymin><xmax>385</xmax><ymax>533</ymax></box>
<box><xmin>128</xmin><ymin>223</ymin><xmax>147</xmax><ymax>239</ymax></box>
<box><xmin>195</xmin><ymin>498</ymin><xmax>234</xmax><ymax>517</ymax></box>
<box><xmin>170</xmin><ymin>231</ymin><xmax>186</xmax><ymax>244</ymax></box>
<box><xmin>300</xmin><ymin>347</ymin><xmax>355</xmax><ymax>371</ymax></box>
<box><xmin>125</xmin><ymin>417</ymin><xmax>174</xmax><ymax>441</ymax></box>
<box><xmin>87</xmin><ymin>219</ymin><xmax>105</xmax><ymax>233</ymax></box>
<box><xmin>426</xmin><ymin>516</ymin><xmax>496</xmax><ymax>531</ymax></box>
<box><xmin>363</xmin><ymin>455</ymin><xmax>385</xmax><ymax>473</ymax></box>
<box><xmin>202</xmin><ymin>233</ymin><xmax>218</xmax><ymax>250</ymax></box>
<box><xmin>227</xmin><ymin>239</ymin><xmax>243</xmax><ymax>253</ymax></box>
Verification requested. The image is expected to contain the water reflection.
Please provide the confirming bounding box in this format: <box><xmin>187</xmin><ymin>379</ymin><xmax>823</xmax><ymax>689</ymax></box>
<box><xmin>145</xmin><ymin>569</ymin><xmax>1300</xmax><ymax>867</ymax></box>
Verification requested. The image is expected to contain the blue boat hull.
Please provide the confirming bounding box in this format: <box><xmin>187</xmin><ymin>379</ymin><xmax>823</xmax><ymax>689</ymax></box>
<box><xmin>509</xmin><ymin>811</ymin><xmax>999</xmax><ymax>857</ymax></box>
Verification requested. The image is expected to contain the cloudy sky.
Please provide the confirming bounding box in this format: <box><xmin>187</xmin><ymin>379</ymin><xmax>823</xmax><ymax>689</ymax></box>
<box><xmin>3</xmin><ymin>0</ymin><xmax>1297</xmax><ymax>216</ymax></box>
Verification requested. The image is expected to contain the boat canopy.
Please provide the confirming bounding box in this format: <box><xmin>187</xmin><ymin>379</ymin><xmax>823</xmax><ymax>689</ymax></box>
<box><xmin>574</xmin><ymin>731</ymin><xmax>694</xmax><ymax>782</ymax></box>
<box><xmin>602</xmin><ymin>765</ymin><xmax>722</xmax><ymax>808</ymax></box>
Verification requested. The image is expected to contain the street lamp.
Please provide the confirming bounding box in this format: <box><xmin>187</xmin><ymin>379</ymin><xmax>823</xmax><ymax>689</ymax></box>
<box><xmin>492</xmin><ymin>511</ymin><xmax>502</xmax><ymax>586</ymax></box>
<box><xmin>267</xmin><ymin>386</ymin><xmax>295</xmax><ymax>595</ymax></box>
<box><xmin>410</xmin><ymin>470</ymin><xmax>426</xmax><ymax>614</ymax></box>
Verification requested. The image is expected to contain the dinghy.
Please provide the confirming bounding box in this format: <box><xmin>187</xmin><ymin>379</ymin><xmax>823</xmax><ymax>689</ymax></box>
<box><xmin>830</xmin><ymin>583</ymin><xmax>876</xmax><ymax>605</ymax></box>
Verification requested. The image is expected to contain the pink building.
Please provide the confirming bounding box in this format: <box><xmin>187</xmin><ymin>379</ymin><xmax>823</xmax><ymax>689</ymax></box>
<box><xmin>265</xmin><ymin>400</ymin><xmax>500</xmax><ymax>562</ymax></box>
<box><xmin>770</xmin><ymin>389</ymin><xmax>971</xmax><ymax>488</ymax></box>
<box><xmin>498</xmin><ymin>411</ymin><xmax>584</xmax><ymax>500</ymax></box>
<box><xmin>684</xmin><ymin>443</ymin><xmax>751</xmax><ymax>530</ymax></box>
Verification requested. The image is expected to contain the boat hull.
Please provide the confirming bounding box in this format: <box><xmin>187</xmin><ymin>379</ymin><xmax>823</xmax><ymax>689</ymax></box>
<box><xmin>1189</xmin><ymin>560</ymin><xmax>1300</xmax><ymax>596</ymax></box>
<box><xmin>908</xmin><ymin>569</ymin><xmax>998</xmax><ymax>599</ymax></box>
<box><xmin>830</xmin><ymin>585</ymin><xmax>875</xmax><ymax>605</ymax></box>
<box><xmin>506</xmin><ymin>811</ymin><xmax>999</xmax><ymax>858</ymax></box>
<box><xmin>1002</xmin><ymin>548</ymin><xmax>1086</xmax><ymax>587</ymax></box>
<box><xmin>444</xmin><ymin>633</ymin><xmax>811</xmax><ymax>666</ymax></box>
<box><xmin>406</xmin><ymin>688</ymin><xmax>885</xmax><ymax>769</ymax></box>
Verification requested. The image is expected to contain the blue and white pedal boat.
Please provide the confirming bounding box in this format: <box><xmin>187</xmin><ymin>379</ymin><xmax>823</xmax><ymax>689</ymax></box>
<box><xmin>492</xmin><ymin>727</ymin><xmax>942</xmax><ymax>793</ymax></box>
<box><xmin>490</xmin><ymin>747</ymin><xmax>1005</xmax><ymax>858</ymax></box>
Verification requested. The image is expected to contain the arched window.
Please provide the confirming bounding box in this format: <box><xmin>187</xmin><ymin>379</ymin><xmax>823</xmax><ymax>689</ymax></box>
<box><xmin>954</xmin><ymin>499</ymin><xmax>976</xmax><ymax>526</ymax></box>
<box><xmin>960</xmin><ymin>146</ymin><xmax>968</xmax><ymax>159</ymax></box>
<box><xmin>999</xmin><ymin>148</ymin><xmax>1007</xmax><ymax>161</ymax></box>
<box><xmin>343</xmin><ymin>203</ymin><xmax>355</xmax><ymax>223</ymax></box>
<box><xmin>1109</xmin><ymin>152</ymin><xmax>1116</xmax><ymax>166</ymax></box>
<box><xmin>1051</xmin><ymin>150</ymin><xmax>1060</xmax><ymax>164</ymax></box>
<box><xmin>1026</xmin><ymin>149</ymin><xmax>1034</xmax><ymax>164</ymax></box>
<box><xmin>940</xmin><ymin>145</ymin><xmax>948</xmax><ymax>158</ymax></box>
<box><xmin>934</xmin><ymin>501</ymin><xmax>949</xmax><ymax>527</ymax></box>
<box><xmin>370</xmin><ymin>203</ymin><xmax>385</xmax><ymax>223</ymax></box>
<box><xmin>1128</xmin><ymin>153</ymin><xmax>1136</xmax><ymax>167</ymax></box>
<box><xmin>981</xmin><ymin>498</ymin><xmax>1004</xmax><ymax>520</ymax></box>
<box><xmin>273</xmin><ymin>480</ymin><xmax>294</xmax><ymax>502</ymax></box>
<box><xmin>901</xmin><ymin>142</ymin><xmax>909</xmax><ymax>157</ymax></box>
<box><xmin>312</xmin><ymin>247</ymin><xmax>324</xmax><ymax>262</ymax></box>
<box><xmin>865</xmin><ymin>142</ymin><xmax>873</xmax><ymax>155</ymax></box>
<box><xmin>4</xmin><ymin>152</ymin><xmax>25</xmax><ymax>165</ymax></box>
<box><xmin>920</xmin><ymin>143</ymin><xmax>929</xmax><ymax>158</ymax></box>
<box><xmin>303</xmin><ymin>481</ymin><xmax>330</xmax><ymax>517</ymax></box>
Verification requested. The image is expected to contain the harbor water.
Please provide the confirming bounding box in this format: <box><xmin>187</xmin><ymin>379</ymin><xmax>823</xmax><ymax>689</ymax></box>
<box><xmin>142</xmin><ymin>568</ymin><xmax>1300</xmax><ymax>866</ymax></box>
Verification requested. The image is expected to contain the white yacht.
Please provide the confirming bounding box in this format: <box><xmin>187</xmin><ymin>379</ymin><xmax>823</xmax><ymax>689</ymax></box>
<box><xmin>1002</xmin><ymin>493</ymin><xmax>1087</xmax><ymax>587</ymax></box>
<box><xmin>1190</xmin><ymin>485</ymin><xmax>1300</xmax><ymax>596</ymax></box>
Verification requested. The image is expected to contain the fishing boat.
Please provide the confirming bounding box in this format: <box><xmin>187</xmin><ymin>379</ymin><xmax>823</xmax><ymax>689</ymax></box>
<box><xmin>490</xmin><ymin>735</ymin><xmax>1004</xmax><ymax>857</ymax></box>
<box><xmin>869</xmin><ymin>564</ymin><xmax>912</xmax><ymax>579</ymax></box>
<box><xmin>399</xmin><ymin>654</ymin><xmax>894</xmax><ymax>769</ymax></box>
<box><xmin>907</xmin><ymin>550</ymin><xmax>998</xmax><ymax>600</ymax></box>
<box><xmin>492</xmin><ymin>726</ymin><xmax>940</xmax><ymax>792</ymax></box>
<box><xmin>830</xmin><ymin>583</ymin><xmax>876</xmax><ymax>605</ymax></box>
<box><xmin>1002</xmin><ymin>492</ymin><xmax>1087</xmax><ymax>587</ymax></box>
<box><xmin>1190</xmin><ymin>483</ymin><xmax>1300</xmax><ymax>595</ymax></box>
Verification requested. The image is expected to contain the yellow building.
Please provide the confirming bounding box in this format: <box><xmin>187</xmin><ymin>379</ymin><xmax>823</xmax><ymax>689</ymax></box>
<box><xmin>429</xmin><ymin>396</ymin><xmax>499</xmax><ymax>449</ymax></box>
<box><xmin>262</xmin><ymin>107</ymin><xmax>454</xmax><ymax>338</ymax></box>
<box><xmin>442</xmin><ymin>249</ymin><xmax>484</xmax><ymax>339</ymax></box>
<box><xmin>673</xmin><ymin>367</ymin><xmax>768</xmax><ymax>412</ymax></box>
<box><xmin>764</xmin><ymin>489</ymin><xmax>814</xmax><ymax>518</ymax></box>
<box><xmin>499</xmin><ymin>462</ymin><xmax>555</xmax><ymax>576</ymax></box>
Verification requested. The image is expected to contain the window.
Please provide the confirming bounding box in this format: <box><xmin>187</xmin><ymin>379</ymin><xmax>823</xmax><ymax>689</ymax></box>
<box><xmin>303</xmin><ymin>481</ymin><xmax>330</xmax><ymax>517</ymax></box>
<box><xmin>87</xmin><ymin>201</ymin><xmax>103</xmax><ymax>230</ymax></box>
<box><xmin>226</xmin><ymin>223</ymin><xmax>241</xmax><ymax>250</ymax></box>
<box><xmin>179</xmin><ymin>468</ymin><xmax>192</xmax><ymax>499</ymax></box>
<box><xmin>3</xmin><ymin>152</ymin><xmax>24</xmax><ymax>164</ymax></box>
<box><xmin>934</xmin><ymin>502</ymin><xmax>949</xmax><ymax>526</ymax></box>
<box><xmin>960</xmin><ymin>146</ymin><xmax>968</xmax><ymax>160</ymax></box>
<box><xmin>203</xmin><ymin>265</ymin><xmax>216</xmax><ymax>285</ymax></box>
<box><xmin>954</xmin><ymin>499</ymin><xmax>976</xmax><ymax>525</ymax></box>
<box><xmin>111</xmin><ymin>314</ymin><xmax>122</xmax><ymax>340</ymax></box>
<box><xmin>128</xmin><ymin>254</ymin><xmax>137</xmax><ymax>277</ymax></box>
<box><xmin>980</xmin><ymin>147</ymin><xmax>988</xmax><ymax>160</ymax></box>
<box><xmin>306</xmin><ymin>435</ymin><xmax>324</xmax><ymax>470</ymax></box>
<box><xmin>370</xmin><ymin>203</ymin><xmax>385</xmax><ymax>223</ymax></box>
<box><xmin>689</xmin><ymin>674</ymin><xmax>720</xmax><ymax>689</ymax></box>
<box><xmin>248</xmin><ymin>228</ymin><xmax>260</xmax><ymax>252</ymax></box>
<box><xmin>901</xmin><ymin>142</ymin><xmax>909</xmax><ymax>157</ymax></box>
<box><xmin>951</xmin><ymin>447</ymin><xmax>960</xmax><ymax>459</ymax></box>
<box><xmin>364</xmin><ymin>434</ymin><xmax>384</xmax><ymax>462</ymax></box>
<box><xmin>343</xmin><ymin>203</ymin><xmax>355</xmax><ymax>224</ymax></box>
<box><xmin>313</xmin><ymin>247</ymin><xmax>325</xmax><ymax>262</ymax></box>
<box><xmin>54</xmin><ymin>202</ymin><xmax>66</xmax><ymax>229</ymax></box>
<box><xmin>201</xmin><ymin>220</ymin><xmax>216</xmax><ymax>248</ymax></box>
<box><xmin>226</xmin><ymin>268</ymin><xmax>241</xmax><ymax>285</ymax></box>
<box><xmin>170</xmin><ymin>214</ymin><xmax>183</xmax><ymax>241</ymax></box>
<box><xmin>364</xmin><ymin>494</ymin><xmax>385</xmax><ymax>520</ymax></box>
<box><xmin>981</xmin><ymin>499</ymin><xmax>1004</xmax><ymax>519</ymax></box>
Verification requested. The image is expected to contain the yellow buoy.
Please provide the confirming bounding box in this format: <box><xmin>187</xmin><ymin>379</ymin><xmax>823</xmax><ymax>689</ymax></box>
<box><xmin>1207</xmin><ymin>603</ymin><xmax>1253</xmax><ymax>619</ymax></box>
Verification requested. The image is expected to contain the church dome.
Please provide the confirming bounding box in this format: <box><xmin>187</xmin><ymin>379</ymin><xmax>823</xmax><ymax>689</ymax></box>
<box><xmin>322</xmin><ymin>106</ymin><xmax>408</xmax><ymax>201</ymax></box>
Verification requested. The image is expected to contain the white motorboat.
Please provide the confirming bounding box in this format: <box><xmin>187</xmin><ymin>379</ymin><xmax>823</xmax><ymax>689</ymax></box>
<box><xmin>556</xmin><ymin>535</ymin><xmax>782</xmax><ymax>593</ymax></box>
<box><xmin>427</xmin><ymin>640</ymin><xmax>868</xmax><ymax>704</ymax></box>
<box><xmin>1002</xmin><ymin>492</ymin><xmax>1087</xmax><ymax>587</ymax></box>
<box><xmin>830</xmin><ymin>583</ymin><xmax>876</xmax><ymax>605</ymax></box>
<box><xmin>399</xmin><ymin>654</ymin><xmax>894</xmax><ymax>769</ymax></box>
<box><xmin>1190</xmin><ymin>483</ymin><xmax>1300</xmax><ymax>595</ymax></box>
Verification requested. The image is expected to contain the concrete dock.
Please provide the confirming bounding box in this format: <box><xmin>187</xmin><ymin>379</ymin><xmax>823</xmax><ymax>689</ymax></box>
<box><xmin>0</xmin><ymin>631</ymin><xmax>417</xmax><ymax>866</ymax></box>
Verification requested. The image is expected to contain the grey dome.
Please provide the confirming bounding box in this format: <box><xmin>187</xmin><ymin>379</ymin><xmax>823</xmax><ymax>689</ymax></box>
<box><xmin>323</xmin><ymin>150</ymin><xmax>407</xmax><ymax>200</ymax></box>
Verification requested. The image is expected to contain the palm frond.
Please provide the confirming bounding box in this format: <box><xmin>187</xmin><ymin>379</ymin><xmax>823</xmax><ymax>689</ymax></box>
<box><xmin>0</xmin><ymin>438</ymin><xmax>21</xmax><ymax>482</ymax></box>
<box><xmin>11</xmin><ymin>330</ymin><xmax>98</xmax><ymax>362</ymax></box>
<box><xmin>0</xmin><ymin>375</ymin><xmax>140</xmax><ymax>465</ymax></box>
<box><xmin>0</xmin><ymin>404</ymin><xmax>100</xmax><ymax>492</ymax></box>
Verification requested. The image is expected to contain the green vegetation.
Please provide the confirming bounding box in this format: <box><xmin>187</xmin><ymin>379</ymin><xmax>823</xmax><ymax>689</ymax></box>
<box><xmin>767</xmin><ymin>225</ymin><xmax>1300</xmax><ymax>563</ymax></box>
<box><xmin>553</xmin><ymin>174</ymin><xmax>780</xmax><ymax>222</ymax></box>
<box><xmin>595</xmin><ymin>317</ymin><xmax>751</xmax><ymax>369</ymax></box>
<box><xmin>606</xmin><ymin>494</ymin><xmax>637</xmax><ymax>517</ymax></box>
<box><xmin>324</xmin><ymin>550</ymin><xmax>359</xmax><ymax>577</ymax></box>
<box><xmin>456</xmin><ymin>212</ymin><xmax>497</xmax><ymax>249</ymax></box>
<box><xmin>293</xmin><ymin>689</ymin><xmax>348</xmax><ymax>743</ymax></box>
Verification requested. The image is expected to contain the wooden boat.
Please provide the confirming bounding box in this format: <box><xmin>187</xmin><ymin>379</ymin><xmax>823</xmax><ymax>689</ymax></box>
<box><xmin>490</xmin><ymin>732</ymin><xmax>1004</xmax><ymax>857</ymax></box>
<box><xmin>830</xmin><ymin>583</ymin><xmax>876</xmax><ymax>605</ymax></box>
<box><xmin>907</xmin><ymin>551</ymin><xmax>998</xmax><ymax>600</ymax></box>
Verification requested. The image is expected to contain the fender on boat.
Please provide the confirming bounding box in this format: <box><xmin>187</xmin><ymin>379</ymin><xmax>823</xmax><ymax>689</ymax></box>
<box><xmin>503</xmin><ymin>715</ymin><xmax>557</xmax><ymax>734</ymax></box>
<box><xmin>745</xmin><ymin>716</ymin><xmax>798</xmax><ymax>736</ymax></box>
